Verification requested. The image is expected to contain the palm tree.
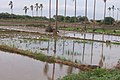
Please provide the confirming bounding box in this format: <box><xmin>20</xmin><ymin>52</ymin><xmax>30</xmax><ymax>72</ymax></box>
<box><xmin>108</xmin><ymin>7</ymin><xmax>111</xmax><ymax>17</ymax></box>
<box><xmin>64</xmin><ymin>0</ymin><xmax>67</xmax><ymax>27</ymax></box>
<box><xmin>55</xmin><ymin>0</ymin><xmax>58</xmax><ymax>35</ymax></box>
<box><xmin>103</xmin><ymin>0</ymin><xmax>107</xmax><ymax>23</ymax></box>
<box><xmin>39</xmin><ymin>4</ymin><xmax>43</xmax><ymax>17</ymax></box>
<box><xmin>93</xmin><ymin>0</ymin><xmax>96</xmax><ymax>32</ymax></box>
<box><xmin>23</xmin><ymin>6</ymin><xmax>29</xmax><ymax>15</ymax></box>
<box><xmin>30</xmin><ymin>5</ymin><xmax>34</xmax><ymax>17</ymax></box>
<box><xmin>73</xmin><ymin>0</ymin><xmax>77</xmax><ymax>30</ymax></box>
<box><xmin>102</xmin><ymin>0</ymin><xmax>107</xmax><ymax>41</ymax></box>
<box><xmin>84</xmin><ymin>0</ymin><xmax>88</xmax><ymax>31</ymax></box>
<box><xmin>117</xmin><ymin>8</ymin><xmax>120</xmax><ymax>21</ymax></box>
<box><xmin>35</xmin><ymin>3</ymin><xmax>39</xmax><ymax>16</ymax></box>
<box><xmin>112</xmin><ymin>5</ymin><xmax>115</xmax><ymax>18</ymax></box>
<box><xmin>49</xmin><ymin>0</ymin><xmax>52</xmax><ymax>27</ymax></box>
<box><xmin>9</xmin><ymin>1</ymin><xmax>13</xmax><ymax>14</ymax></box>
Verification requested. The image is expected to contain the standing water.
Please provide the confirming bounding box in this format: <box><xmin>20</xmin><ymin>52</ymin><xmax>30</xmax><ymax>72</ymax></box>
<box><xmin>0</xmin><ymin>51</ymin><xmax>79</xmax><ymax>80</ymax></box>
<box><xmin>0</xmin><ymin>29</ymin><xmax>120</xmax><ymax>68</ymax></box>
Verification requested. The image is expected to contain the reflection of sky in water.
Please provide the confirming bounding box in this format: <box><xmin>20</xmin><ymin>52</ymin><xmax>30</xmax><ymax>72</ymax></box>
<box><xmin>0</xmin><ymin>30</ymin><xmax>120</xmax><ymax>68</ymax></box>
<box><xmin>0</xmin><ymin>51</ymin><xmax>79</xmax><ymax>80</ymax></box>
<box><xmin>65</xmin><ymin>32</ymin><xmax>120</xmax><ymax>42</ymax></box>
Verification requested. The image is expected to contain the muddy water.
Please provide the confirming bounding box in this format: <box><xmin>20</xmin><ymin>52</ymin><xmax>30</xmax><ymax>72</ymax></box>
<box><xmin>0</xmin><ymin>29</ymin><xmax>120</xmax><ymax>68</ymax></box>
<box><xmin>0</xmin><ymin>51</ymin><xmax>79</xmax><ymax>80</ymax></box>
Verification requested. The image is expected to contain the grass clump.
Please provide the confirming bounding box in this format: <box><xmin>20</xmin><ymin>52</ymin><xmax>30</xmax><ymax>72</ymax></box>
<box><xmin>23</xmin><ymin>37</ymin><xmax>49</xmax><ymax>41</ymax></box>
<box><xmin>59</xmin><ymin>68</ymin><xmax>120</xmax><ymax>80</ymax></box>
<box><xmin>59</xmin><ymin>27</ymin><xmax>81</xmax><ymax>31</ymax></box>
<box><xmin>112</xmin><ymin>42</ymin><xmax>120</xmax><ymax>45</ymax></box>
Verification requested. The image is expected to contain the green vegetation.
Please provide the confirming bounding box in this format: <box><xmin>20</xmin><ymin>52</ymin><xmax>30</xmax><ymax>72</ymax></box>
<box><xmin>59</xmin><ymin>68</ymin><xmax>120</xmax><ymax>80</ymax></box>
<box><xmin>103</xmin><ymin>17</ymin><xmax>115</xmax><ymax>25</ymax></box>
<box><xmin>0</xmin><ymin>13</ymin><xmax>88</xmax><ymax>23</ymax></box>
<box><xmin>0</xmin><ymin>13</ymin><xmax>48</xmax><ymax>21</ymax></box>
<box><xmin>112</xmin><ymin>42</ymin><xmax>120</xmax><ymax>45</ymax></box>
<box><xmin>0</xmin><ymin>44</ymin><xmax>55</xmax><ymax>63</ymax></box>
<box><xmin>23</xmin><ymin>37</ymin><xmax>49</xmax><ymax>41</ymax></box>
<box><xmin>53</xmin><ymin>15</ymin><xmax>88</xmax><ymax>23</ymax></box>
<box><xmin>73</xmin><ymin>40</ymin><xmax>91</xmax><ymax>44</ymax></box>
<box><xmin>59</xmin><ymin>27</ymin><xmax>120</xmax><ymax>35</ymax></box>
<box><xmin>60</xmin><ymin>27</ymin><xmax>81</xmax><ymax>31</ymax></box>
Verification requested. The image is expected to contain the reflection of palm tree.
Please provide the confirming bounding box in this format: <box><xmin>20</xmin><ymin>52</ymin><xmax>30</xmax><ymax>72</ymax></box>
<box><xmin>39</xmin><ymin>4</ymin><xmax>43</xmax><ymax>17</ymax></box>
<box><xmin>82</xmin><ymin>34</ymin><xmax>86</xmax><ymax>63</ymax></box>
<box><xmin>90</xmin><ymin>41</ymin><xmax>94</xmax><ymax>64</ymax></box>
<box><xmin>43</xmin><ymin>63</ymin><xmax>52</xmax><ymax>80</ymax></box>
<box><xmin>108</xmin><ymin>7</ymin><xmax>111</xmax><ymax>17</ymax></box>
<box><xmin>35</xmin><ymin>3</ymin><xmax>39</xmax><ymax>16</ymax></box>
<box><xmin>23</xmin><ymin>6</ymin><xmax>29</xmax><ymax>15</ymax></box>
<box><xmin>82</xmin><ymin>41</ymin><xmax>85</xmax><ymax>62</ymax></box>
<box><xmin>67</xmin><ymin>66</ymin><xmax>73</xmax><ymax>74</ymax></box>
<box><xmin>99</xmin><ymin>43</ymin><xmax>105</xmax><ymax>67</ymax></box>
<box><xmin>51</xmin><ymin>37</ymin><xmax>57</xmax><ymax>80</ymax></box>
<box><xmin>47</xmin><ymin>40</ymin><xmax>50</xmax><ymax>54</ymax></box>
<box><xmin>30</xmin><ymin>5</ymin><xmax>34</xmax><ymax>16</ymax></box>
<box><xmin>72</xmin><ymin>40</ymin><xmax>75</xmax><ymax>61</ymax></box>
<box><xmin>9</xmin><ymin>1</ymin><xmax>13</xmax><ymax>14</ymax></box>
<box><xmin>62</xmin><ymin>39</ymin><xmax>65</xmax><ymax>55</ymax></box>
<box><xmin>52</xmin><ymin>63</ymin><xmax>55</xmax><ymax>80</ymax></box>
<box><xmin>44</xmin><ymin>63</ymin><xmax>49</xmax><ymax>75</ymax></box>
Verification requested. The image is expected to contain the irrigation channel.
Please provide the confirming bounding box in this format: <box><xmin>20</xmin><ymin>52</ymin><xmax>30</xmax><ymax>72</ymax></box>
<box><xmin>0</xmin><ymin>28</ymin><xmax>120</xmax><ymax>80</ymax></box>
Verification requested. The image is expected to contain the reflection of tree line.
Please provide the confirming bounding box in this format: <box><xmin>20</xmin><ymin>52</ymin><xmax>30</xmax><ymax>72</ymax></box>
<box><xmin>60</xmin><ymin>33</ymin><xmax>106</xmax><ymax>67</ymax></box>
<box><xmin>43</xmin><ymin>37</ymin><xmax>74</xmax><ymax>80</ymax></box>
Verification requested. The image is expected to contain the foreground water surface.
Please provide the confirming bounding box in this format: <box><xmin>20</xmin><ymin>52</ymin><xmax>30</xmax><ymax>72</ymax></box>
<box><xmin>0</xmin><ymin>51</ymin><xmax>79</xmax><ymax>80</ymax></box>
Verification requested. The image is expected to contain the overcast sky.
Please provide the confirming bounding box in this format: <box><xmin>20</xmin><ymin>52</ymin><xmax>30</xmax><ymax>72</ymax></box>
<box><xmin>0</xmin><ymin>0</ymin><xmax>120</xmax><ymax>20</ymax></box>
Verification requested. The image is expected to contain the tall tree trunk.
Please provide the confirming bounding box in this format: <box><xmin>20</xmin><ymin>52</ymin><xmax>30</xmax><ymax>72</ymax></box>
<box><xmin>49</xmin><ymin>0</ymin><xmax>52</xmax><ymax>27</ymax></box>
<box><xmin>74</xmin><ymin>0</ymin><xmax>76</xmax><ymax>30</ymax></box>
<box><xmin>84</xmin><ymin>0</ymin><xmax>88</xmax><ymax>31</ymax></box>
<box><xmin>64</xmin><ymin>0</ymin><xmax>67</xmax><ymax>27</ymax></box>
<box><xmin>117</xmin><ymin>8</ymin><xmax>120</xmax><ymax>22</ymax></box>
<box><xmin>55</xmin><ymin>0</ymin><xmax>58</xmax><ymax>35</ymax></box>
<box><xmin>11</xmin><ymin>8</ymin><xmax>13</xmax><ymax>14</ymax></box>
<box><xmin>32</xmin><ymin>10</ymin><xmax>33</xmax><ymax>17</ymax></box>
<box><xmin>41</xmin><ymin>9</ymin><xmax>42</xmax><ymax>17</ymax></box>
<box><xmin>104</xmin><ymin>2</ymin><xmax>106</xmax><ymax>23</ymax></box>
<box><xmin>93</xmin><ymin>0</ymin><xmax>96</xmax><ymax>32</ymax></box>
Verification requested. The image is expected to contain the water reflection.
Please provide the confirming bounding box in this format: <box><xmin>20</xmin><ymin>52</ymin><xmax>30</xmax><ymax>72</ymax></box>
<box><xmin>82</xmin><ymin>33</ymin><xmax>86</xmax><ymax>63</ymax></box>
<box><xmin>65</xmin><ymin>31</ymin><xmax>120</xmax><ymax>42</ymax></box>
<box><xmin>0</xmin><ymin>30</ymin><xmax>120</xmax><ymax>68</ymax></box>
<box><xmin>0</xmin><ymin>51</ymin><xmax>79</xmax><ymax>80</ymax></box>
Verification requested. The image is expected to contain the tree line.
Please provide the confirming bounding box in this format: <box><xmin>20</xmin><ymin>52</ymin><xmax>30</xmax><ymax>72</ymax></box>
<box><xmin>0</xmin><ymin>13</ymin><xmax>88</xmax><ymax>23</ymax></box>
<box><xmin>7</xmin><ymin>0</ymin><xmax>120</xmax><ymax>26</ymax></box>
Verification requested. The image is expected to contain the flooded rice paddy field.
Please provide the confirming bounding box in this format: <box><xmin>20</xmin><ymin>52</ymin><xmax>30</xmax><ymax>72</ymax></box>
<box><xmin>0</xmin><ymin>29</ymin><xmax>120</xmax><ymax>69</ymax></box>
<box><xmin>64</xmin><ymin>32</ymin><xmax>120</xmax><ymax>42</ymax></box>
<box><xmin>0</xmin><ymin>51</ymin><xmax>79</xmax><ymax>80</ymax></box>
